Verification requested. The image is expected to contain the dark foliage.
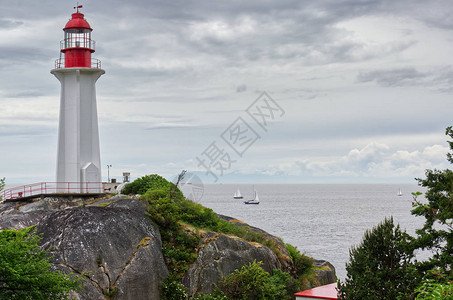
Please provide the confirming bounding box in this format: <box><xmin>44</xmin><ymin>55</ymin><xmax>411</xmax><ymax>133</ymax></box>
<box><xmin>409</xmin><ymin>126</ymin><xmax>453</xmax><ymax>278</ymax></box>
<box><xmin>219</xmin><ymin>261</ymin><xmax>297</xmax><ymax>300</ymax></box>
<box><xmin>122</xmin><ymin>174</ymin><xmax>183</xmax><ymax>197</ymax></box>
<box><xmin>337</xmin><ymin>218</ymin><xmax>419</xmax><ymax>300</ymax></box>
<box><xmin>0</xmin><ymin>227</ymin><xmax>82</xmax><ymax>300</ymax></box>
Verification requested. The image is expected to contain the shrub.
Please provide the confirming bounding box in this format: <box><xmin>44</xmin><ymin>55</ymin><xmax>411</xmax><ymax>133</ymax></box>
<box><xmin>268</xmin><ymin>268</ymin><xmax>301</xmax><ymax>299</ymax></box>
<box><xmin>0</xmin><ymin>227</ymin><xmax>82</xmax><ymax>299</ymax></box>
<box><xmin>122</xmin><ymin>174</ymin><xmax>182</xmax><ymax>197</ymax></box>
<box><xmin>415</xmin><ymin>280</ymin><xmax>453</xmax><ymax>299</ymax></box>
<box><xmin>285</xmin><ymin>243</ymin><xmax>314</xmax><ymax>279</ymax></box>
<box><xmin>143</xmin><ymin>188</ymin><xmax>168</xmax><ymax>201</ymax></box>
<box><xmin>414</xmin><ymin>268</ymin><xmax>453</xmax><ymax>300</ymax></box>
<box><xmin>161</xmin><ymin>274</ymin><xmax>188</xmax><ymax>300</ymax></box>
<box><xmin>219</xmin><ymin>261</ymin><xmax>296</xmax><ymax>300</ymax></box>
<box><xmin>220</xmin><ymin>261</ymin><xmax>271</xmax><ymax>299</ymax></box>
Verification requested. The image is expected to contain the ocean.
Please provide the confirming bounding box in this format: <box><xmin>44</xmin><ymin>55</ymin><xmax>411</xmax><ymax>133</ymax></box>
<box><xmin>190</xmin><ymin>183</ymin><xmax>427</xmax><ymax>280</ymax></box>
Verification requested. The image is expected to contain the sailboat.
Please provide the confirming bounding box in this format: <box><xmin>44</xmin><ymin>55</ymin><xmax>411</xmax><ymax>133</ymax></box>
<box><xmin>233</xmin><ymin>188</ymin><xmax>243</xmax><ymax>199</ymax></box>
<box><xmin>244</xmin><ymin>188</ymin><xmax>260</xmax><ymax>205</ymax></box>
<box><xmin>397</xmin><ymin>188</ymin><xmax>403</xmax><ymax>196</ymax></box>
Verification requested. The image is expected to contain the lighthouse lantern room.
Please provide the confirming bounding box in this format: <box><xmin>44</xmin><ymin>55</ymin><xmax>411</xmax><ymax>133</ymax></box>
<box><xmin>51</xmin><ymin>6</ymin><xmax>105</xmax><ymax>193</ymax></box>
<box><xmin>56</xmin><ymin>5</ymin><xmax>100</xmax><ymax>69</ymax></box>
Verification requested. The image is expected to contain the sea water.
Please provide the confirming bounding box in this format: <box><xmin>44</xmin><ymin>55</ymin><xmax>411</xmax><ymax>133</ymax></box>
<box><xmin>195</xmin><ymin>184</ymin><xmax>426</xmax><ymax>280</ymax></box>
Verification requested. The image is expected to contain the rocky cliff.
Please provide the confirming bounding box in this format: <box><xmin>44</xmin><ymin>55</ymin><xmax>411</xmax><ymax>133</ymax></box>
<box><xmin>0</xmin><ymin>195</ymin><xmax>336</xmax><ymax>299</ymax></box>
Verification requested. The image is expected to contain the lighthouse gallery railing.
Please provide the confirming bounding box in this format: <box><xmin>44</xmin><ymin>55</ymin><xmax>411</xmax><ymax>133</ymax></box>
<box><xmin>0</xmin><ymin>182</ymin><xmax>107</xmax><ymax>202</ymax></box>
<box><xmin>54</xmin><ymin>57</ymin><xmax>102</xmax><ymax>69</ymax></box>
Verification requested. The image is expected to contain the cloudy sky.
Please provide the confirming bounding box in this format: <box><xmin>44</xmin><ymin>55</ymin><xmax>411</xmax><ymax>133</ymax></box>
<box><xmin>1</xmin><ymin>0</ymin><xmax>452</xmax><ymax>186</ymax></box>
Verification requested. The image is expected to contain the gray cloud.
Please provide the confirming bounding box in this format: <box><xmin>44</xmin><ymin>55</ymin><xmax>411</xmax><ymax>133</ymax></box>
<box><xmin>357</xmin><ymin>67</ymin><xmax>427</xmax><ymax>87</ymax></box>
<box><xmin>236</xmin><ymin>84</ymin><xmax>247</xmax><ymax>93</ymax></box>
<box><xmin>0</xmin><ymin>124</ymin><xmax>56</xmax><ymax>137</ymax></box>
<box><xmin>357</xmin><ymin>66</ymin><xmax>453</xmax><ymax>92</ymax></box>
<box><xmin>2</xmin><ymin>90</ymin><xmax>46</xmax><ymax>98</ymax></box>
<box><xmin>0</xmin><ymin>18</ymin><xmax>23</xmax><ymax>29</ymax></box>
<box><xmin>0</xmin><ymin>47</ymin><xmax>50</xmax><ymax>63</ymax></box>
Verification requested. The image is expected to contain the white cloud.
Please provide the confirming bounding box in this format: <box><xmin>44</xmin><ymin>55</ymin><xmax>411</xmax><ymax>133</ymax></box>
<box><xmin>187</xmin><ymin>16</ymin><xmax>256</xmax><ymax>42</ymax></box>
<box><xmin>342</xmin><ymin>142</ymin><xmax>389</xmax><ymax>166</ymax></box>
<box><xmin>422</xmin><ymin>144</ymin><xmax>449</xmax><ymax>161</ymax></box>
<box><xmin>265</xmin><ymin>143</ymin><xmax>451</xmax><ymax>182</ymax></box>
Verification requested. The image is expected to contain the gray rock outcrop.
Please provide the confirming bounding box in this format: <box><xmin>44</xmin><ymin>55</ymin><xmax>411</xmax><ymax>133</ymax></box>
<box><xmin>313</xmin><ymin>260</ymin><xmax>336</xmax><ymax>286</ymax></box>
<box><xmin>36</xmin><ymin>198</ymin><xmax>168</xmax><ymax>300</ymax></box>
<box><xmin>217</xmin><ymin>214</ymin><xmax>294</xmax><ymax>273</ymax></box>
<box><xmin>0</xmin><ymin>195</ymin><xmax>109</xmax><ymax>230</ymax></box>
<box><xmin>183</xmin><ymin>232</ymin><xmax>281</xmax><ymax>296</ymax></box>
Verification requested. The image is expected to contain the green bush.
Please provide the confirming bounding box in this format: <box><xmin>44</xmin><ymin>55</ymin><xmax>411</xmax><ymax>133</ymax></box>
<box><xmin>145</xmin><ymin>197</ymin><xmax>183</xmax><ymax>231</ymax></box>
<box><xmin>0</xmin><ymin>227</ymin><xmax>82</xmax><ymax>299</ymax></box>
<box><xmin>161</xmin><ymin>274</ymin><xmax>188</xmax><ymax>300</ymax></box>
<box><xmin>122</xmin><ymin>174</ymin><xmax>182</xmax><ymax>197</ymax></box>
<box><xmin>414</xmin><ymin>268</ymin><xmax>453</xmax><ymax>300</ymax></box>
<box><xmin>220</xmin><ymin>261</ymin><xmax>270</xmax><ymax>299</ymax></box>
<box><xmin>143</xmin><ymin>188</ymin><xmax>168</xmax><ymax>201</ymax></box>
<box><xmin>143</xmin><ymin>194</ymin><xmax>202</xmax><ymax>279</ymax></box>
<box><xmin>285</xmin><ymin>243</ymin><xmax>314</xmax><ymax>279</ymax></box>
<box><xmin>415</xmin><ymin>280</ymin><xmax>453</xmax><ymax>299</ymax></box>
<box><xmin>219</xmin><ymin>261</ymin><xmax>296</xmax><ymax>300</ymax></box>
<box><xmin>268</xmin><ymin>269</ymin><xmax>301</xmax><ymax>299</ymax></box>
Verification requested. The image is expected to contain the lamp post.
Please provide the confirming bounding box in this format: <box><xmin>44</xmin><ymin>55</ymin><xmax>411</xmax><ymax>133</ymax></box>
<box><xmin>107</xmin><ymin>165</ymin><xmax>112</xmax><ymax>183</ymax></box>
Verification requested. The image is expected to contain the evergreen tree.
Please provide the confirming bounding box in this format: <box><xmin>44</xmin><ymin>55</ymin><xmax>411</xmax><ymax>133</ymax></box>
<box><xmin>0</xmin><ymin>227</ymin><xmax>81</xmax><ymax>299</ymax></box>
<box><xmin>337</xmin><ymin>217</ymin><xmax>418</xmax><ymax>300</ymax></box>
<box><xmin>411</xmin><ymin>127</ymin><xmax>453</xmax><ymax>277</ymax></box>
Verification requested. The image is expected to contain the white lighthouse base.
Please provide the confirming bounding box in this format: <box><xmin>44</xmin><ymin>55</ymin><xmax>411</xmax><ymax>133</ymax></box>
<box><xmin>51</xmin><ymin>67</ymin><xmax>105</xmax><ymax>193</ymax></box>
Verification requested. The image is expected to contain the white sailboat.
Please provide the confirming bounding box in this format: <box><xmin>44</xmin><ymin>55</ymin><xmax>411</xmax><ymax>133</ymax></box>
<box><xmin>244</xmin><ymin>188</ymin><xmax>260</xmax><ymax>205</ymax></box>
<box><xmin>397</xmin><ymin>188</ymin><xmax>403</xmax><ymax>196</ymax></box>
<box><xmin>233</xmin><ymin>188</ymin><xmax>243</xmax><ymax>199</ymax></box>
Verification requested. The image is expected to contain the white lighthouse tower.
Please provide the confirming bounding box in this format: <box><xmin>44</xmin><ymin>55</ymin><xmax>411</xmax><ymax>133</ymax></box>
<box><xmin>51</xmin><ymin>6</ymin><xmax>104</xmax><ymax>193</ymax></box>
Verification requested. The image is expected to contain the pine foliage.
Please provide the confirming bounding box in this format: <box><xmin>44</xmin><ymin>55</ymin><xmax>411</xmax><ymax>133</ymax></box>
<box><xmin>337</xmin><ymin>217</ymin><xmax>418</xmax><ymax>300</ymax></box>
<box><xmin>0</xmin><ymin>227</ymin><xmax>81</xmax><ymax>299</ymax></box>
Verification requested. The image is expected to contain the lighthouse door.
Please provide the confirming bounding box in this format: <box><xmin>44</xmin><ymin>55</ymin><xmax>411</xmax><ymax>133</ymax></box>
<box><xmin>81</xmin><ymin>162</ymin><xmax>101</xmax><ymax>193</ymax></box>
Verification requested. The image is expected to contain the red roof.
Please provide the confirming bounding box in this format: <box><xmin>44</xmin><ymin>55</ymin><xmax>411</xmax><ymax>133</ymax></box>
<box><xmin>63</xmin><ymin>12</ymin><xmax>92</xmax><ymax>30</ymax></box>
<box><xmin>294</xmin><ymin>283</ymin><xmax>338</xmax><ymax>299</ymax></box>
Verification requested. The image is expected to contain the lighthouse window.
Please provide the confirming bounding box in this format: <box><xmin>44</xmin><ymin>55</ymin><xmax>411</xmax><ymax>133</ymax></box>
<box><xmin>64</xmin><ymin>29</ymin><xmax>92</xmax><ymax>49</ymax></box>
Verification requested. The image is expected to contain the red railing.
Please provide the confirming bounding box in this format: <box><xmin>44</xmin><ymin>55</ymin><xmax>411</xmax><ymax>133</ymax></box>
<box><xmin>54</xmin><ymin>57</ymin><xmax>102</xmax><ymax>69</ymax></box>
<box><xmin>1</xmin><ymin>182</ymin><xmax>106</xmax><ymax>202</ymax></box>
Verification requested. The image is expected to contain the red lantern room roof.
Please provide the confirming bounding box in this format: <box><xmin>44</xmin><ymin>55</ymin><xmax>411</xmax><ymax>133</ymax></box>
<box><xmin>63</xmin><ymin>12</ymin><xmax>92</xmax><ymax>31</ymax></box>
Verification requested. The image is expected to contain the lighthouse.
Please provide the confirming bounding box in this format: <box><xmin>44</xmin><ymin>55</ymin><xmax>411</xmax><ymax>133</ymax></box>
<box><xmin>51</xmin><ymin>6</ymin><xmax>104</xmax><ymax>193</ymax></box>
